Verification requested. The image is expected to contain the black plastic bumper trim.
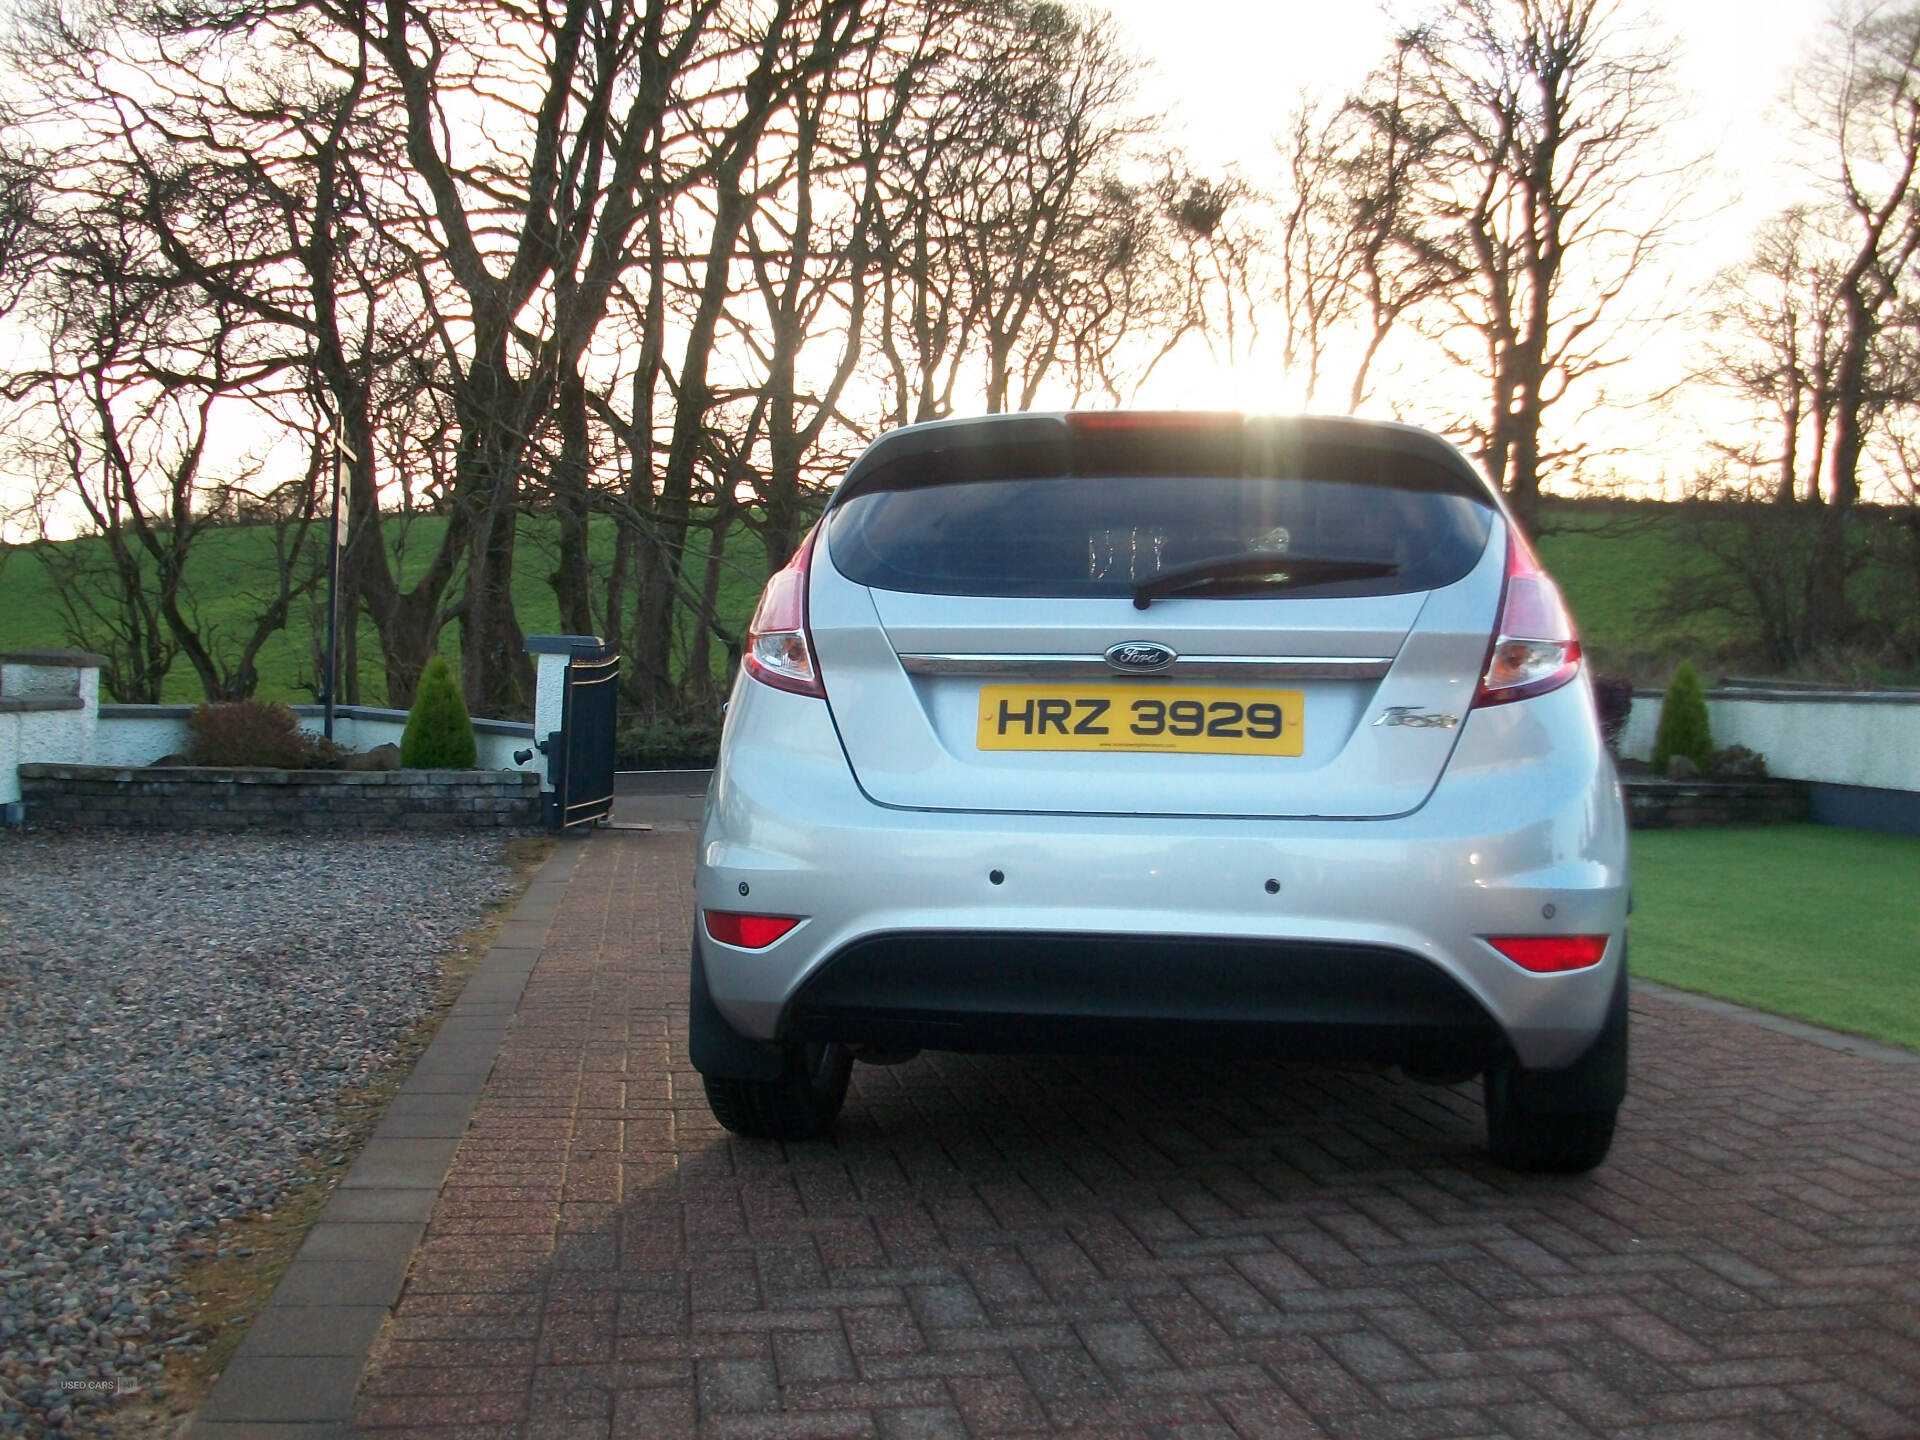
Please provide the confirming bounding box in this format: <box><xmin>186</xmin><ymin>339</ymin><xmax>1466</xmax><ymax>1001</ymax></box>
<box><xmin>689</xmin><ymin>939</ymin><xmax>787</xmax><ymax>1082</ymax></box>
<box><xmin>780</xmin><ymin>930</ymin><xmax>1510</xmax><ymax>1071</ymax></box>
<box><xmin>1508</xmin><ymin>953</ymin><xmax>1629</xmax><ymax>1112</ymax></box>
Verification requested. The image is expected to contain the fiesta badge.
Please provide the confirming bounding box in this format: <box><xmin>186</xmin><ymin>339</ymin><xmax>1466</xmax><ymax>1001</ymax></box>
<box><xmin>1104</xmin><ymin>641</ymin><xmax>1178</xmax><ymax>674</ymax></box>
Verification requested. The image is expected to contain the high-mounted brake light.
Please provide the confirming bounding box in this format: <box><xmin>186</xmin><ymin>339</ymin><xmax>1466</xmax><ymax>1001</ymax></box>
<box><xmin>703</xmin><ymin>911</ymin><xmax>802</xmax><ymax>949</ymax></box>
<box><xmin>743</xmin><ymin>525</ymin><xmax>824</xmax><ymax>698</ymax></box>
<box><xmin>1473</xmin><ymin>525</ymin><xmax>1582</xmax><ymax>707</ymax></box>
<box><xmin>1485</xmin><ymin>934</ymin><xmax>1610</xmax><ymax>973</ymax></box>
<box><xmin>1067</xmin><ymin>410</ymin><xmax>1241</xmax><ymax>431</ymax></box>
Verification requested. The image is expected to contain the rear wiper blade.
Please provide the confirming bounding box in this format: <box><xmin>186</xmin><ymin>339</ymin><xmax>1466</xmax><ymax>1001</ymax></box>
<box><xmin>1132</xmin><ymin>554</ymin><xmax>1400</xmax><ymax>610</ymax></box>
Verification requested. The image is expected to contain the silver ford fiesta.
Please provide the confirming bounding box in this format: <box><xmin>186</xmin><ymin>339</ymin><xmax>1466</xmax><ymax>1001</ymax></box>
<box><xmin>690</xmin><ymin>412</ymin><xmax>1629</xmax><ymax>1172</ymax></box>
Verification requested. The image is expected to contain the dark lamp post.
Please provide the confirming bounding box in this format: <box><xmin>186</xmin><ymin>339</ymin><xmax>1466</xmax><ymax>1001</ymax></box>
<box><xmin>321</xmin><ymin>428</ymin><xmax>356</xmax><ymax>741</ymax></box>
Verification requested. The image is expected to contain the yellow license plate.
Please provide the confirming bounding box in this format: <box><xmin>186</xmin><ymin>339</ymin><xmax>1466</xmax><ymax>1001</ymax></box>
<box><xmin>976</xmin><ymin>684</ymin><xmax>1305</xmax><ymax>756</ymax></box>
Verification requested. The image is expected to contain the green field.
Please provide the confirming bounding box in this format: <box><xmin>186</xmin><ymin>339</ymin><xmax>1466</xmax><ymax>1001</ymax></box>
<box><xmin>0</xmin><ymin>513</ymin><xmax>772</xmax><ymax>710</ymax></box>
<box><xmin>0</xmin><ymin>499</ymin><xmax>1901</xmax><ymax>708</ymax></box>
<box><xmin>1533</xmin><ymin>506</ymin><xmax>1757</xmax><ymax>681</ymax></box>
<box><xmin>1631</xmin><ymin>825</ymin><xmax>1920</xmax><ymax>1052</ymax></box>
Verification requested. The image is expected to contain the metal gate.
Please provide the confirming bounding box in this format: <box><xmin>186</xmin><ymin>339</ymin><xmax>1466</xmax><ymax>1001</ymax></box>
<box><xmin>553</xmin><ymin>648</ymin><xmax>619</xmax><ymax>829</ymax></box>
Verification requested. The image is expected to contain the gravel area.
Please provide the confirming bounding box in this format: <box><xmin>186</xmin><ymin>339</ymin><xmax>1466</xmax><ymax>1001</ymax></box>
<box><xmin>0</xmin><ymin>831</ymin><xmax>519</xmax><ymax>1433</ymax></box>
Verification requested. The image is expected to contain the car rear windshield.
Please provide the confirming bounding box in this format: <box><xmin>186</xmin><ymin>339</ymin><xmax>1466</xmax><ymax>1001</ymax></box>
<box><xmin>827</xmin><ymin>471</ymin><xmax>1495</xmax><ymax>600</ymax></box>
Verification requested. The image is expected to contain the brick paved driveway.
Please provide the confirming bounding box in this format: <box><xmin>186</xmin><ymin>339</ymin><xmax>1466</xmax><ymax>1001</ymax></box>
<box><xmin>355</xmin><ymin>832</ymin><xmax>1920</xmax><ymax>1439</ymax></box>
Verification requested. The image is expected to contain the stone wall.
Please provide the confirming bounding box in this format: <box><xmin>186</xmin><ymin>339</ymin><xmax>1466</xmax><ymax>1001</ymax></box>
<box><xmin>18</xmin><ymin>764</ymin><xmax>540</xmax><ymax>830</ymax></box>
<box><xmin>1623</xmin><ymin>778</ymin><xmax>1812</xmax><ymax>830</ymax></box>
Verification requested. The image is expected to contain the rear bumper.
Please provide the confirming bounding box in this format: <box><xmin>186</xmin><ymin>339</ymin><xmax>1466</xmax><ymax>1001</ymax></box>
<box><xmin>695</xmin><ymin>672</ymin><xmax>1629</xmax><ymax>1072</ymax></box>
<box><xmin>782</xmin><ymin>930</ymin><xmax>1505</xmax><ymax>1071</ymax></box>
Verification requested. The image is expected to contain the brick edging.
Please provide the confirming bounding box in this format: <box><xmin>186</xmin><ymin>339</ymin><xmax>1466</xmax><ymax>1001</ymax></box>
<box><xmin>180</xmin><ymin>835</ymin><xmax>590</xmax><ymax>1439</ymax></box>
<box><xmin>1631</xmin><ymin>977</ymin><xmax>1920</xmax><ymax>1069</ymax></box>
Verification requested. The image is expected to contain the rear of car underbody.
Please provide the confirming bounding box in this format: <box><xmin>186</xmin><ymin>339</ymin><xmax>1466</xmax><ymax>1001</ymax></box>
<box><xmin>690</xmin><ymin>413</ymin><xmax>1630</xmax><ymax>1172</ymax></box>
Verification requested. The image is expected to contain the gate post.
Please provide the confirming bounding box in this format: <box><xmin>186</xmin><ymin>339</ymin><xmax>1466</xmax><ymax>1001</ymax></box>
<box><xmin>525</xmin><ymin>634</ymin><xmax>607</xmax><ymax>831</ymax></box>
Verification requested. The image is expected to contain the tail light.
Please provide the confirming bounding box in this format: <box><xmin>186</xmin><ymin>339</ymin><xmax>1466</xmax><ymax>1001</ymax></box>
<box><xmin>1473</xmin><ymin>524</ymin><xmax>1582</xmax><ymax>707</ymax></box>
<box><xmin>1486</xmin><ymin>934</ymin><xmax>1609</xmax><ymax>973</ymax></box>
<box><xmin>743</xmin><ymin>525</ymin><xmax>823</xmax><ymax>697</ymax></box>
<box><xmin>704</xmin><ymin>911</ymin><xmax>802</xmax><ymax>948</ymax></box>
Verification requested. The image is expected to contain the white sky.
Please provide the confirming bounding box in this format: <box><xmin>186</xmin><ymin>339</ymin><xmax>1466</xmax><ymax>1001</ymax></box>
<box><xmin>1091</xmin><ymin>0</ymin><xmax>1830</xmax><ymax>450</ymax></box>
<box><xmin>1102</xmin><ymin>0</ymin><xmax>1822</xmax><ymax>175</ymax></box>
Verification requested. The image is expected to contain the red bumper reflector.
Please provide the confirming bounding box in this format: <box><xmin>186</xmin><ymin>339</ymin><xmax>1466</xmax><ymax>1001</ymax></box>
<box><xmin>1486</xmin><ymin>934</ymin><xmax>1609</xmax><ymax>973</ymax></box>
<box><xmin>703</xmin><ymin>911</ymin><xmax>801</xmax><ymax>949</ymax></box>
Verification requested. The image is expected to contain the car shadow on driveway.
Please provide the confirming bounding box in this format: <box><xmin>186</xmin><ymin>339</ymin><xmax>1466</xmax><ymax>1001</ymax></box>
<box><xmin>351</xmin><ymin>831</ymin><xmax>1920</xmax><ymax>1440</ymax></box>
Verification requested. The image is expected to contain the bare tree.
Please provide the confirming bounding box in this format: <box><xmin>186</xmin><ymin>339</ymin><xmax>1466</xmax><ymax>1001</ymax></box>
<box><xmin>861</xmin><ymin>0</ymin><xmax>1226</xmax><ymax>425</ymax></box>
<box><xmin>9</xmin><ymin>216</ymin><xmax>323</xmax><ymax>700</ymax></box>
<box><xmin>1397</xmin><ymin>0</ymin><xmax>1684</xmax><ymax>521</ymax></box>
<box><xmin>17</xmin><ymin>418</ymin><xmax>181</xmax><ymax>703</ymax></box>
<box><xmin>1793</xmin><ymin>1</ymin><xmax>1920</xmax><ymax>645</ymax></box>
<box><xmin>727</xmin><ymin>0</ymin><xmax>950</xmax><ymax>569</ymax></box>
<box><xmin>0</xmin><ymin>141</ymin><xmax>36</xmax><ymax>320</ymax></box>
<box><xmin>973</xmin><ymin>4</ymin><xmax>1146</xmax><ymax>411</ymax></box>
<box><xmin>1267</xmin><ymin>102</ymin><xmax>1364</xmax><ymax>408</ymax></box>
<box><xmin>880</xmin><ymin>1</ymin><xmax>1147</xmax><ymax>414</ymax></box>
<box><xmin>863</xmin><ymin>13</ymin><xmax>983</xmax><ymax>428</ymax></box>
<box><xmin>1704</xmin><ymin>208</ymin><xmax>1845</xmax><ymax>507</ymax></box>
<box><xmin>1331</xmin><ymin>47</ymin><xmax>1463</xmax><ymax>413</ymax></box>
<box><xmin>1051</xmin><ymin>163</ymin><xmax>1249</xmax><ymax>405</ymax></box>
<box><xmin>1664</xmin><ymin>473</ymin><xmax>1833</xmax><ymax>672</ymax></box>
<box><xmin>1252</xmin><ymin>73</ymin><xmax>1458</xmax><ymax>417</ymax></box>
<box><xmin>616</xmin><ymin>1</ymin><xmax>884</xmax><ymax>704</ymax></box>
<box><xmin>320</xmin><ymin>0</ymin><xmax>762</xmax><ymax>715</ymax></box>
<box><xmin>4</xmin><ymin>0</ymin><xmax>482</xmax><ymax>706</ymax></box>
<box><xmin>3</xmin><ymin>0</ymin><xmax>1216</xmax><ymax>734</ymax></box>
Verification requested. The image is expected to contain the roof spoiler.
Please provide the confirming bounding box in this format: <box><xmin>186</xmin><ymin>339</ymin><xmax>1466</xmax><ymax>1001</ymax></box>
<box><xmin>831</xmin><ymin>413</ymin><xmax>1495</xmax><ymax>507</ymax></box>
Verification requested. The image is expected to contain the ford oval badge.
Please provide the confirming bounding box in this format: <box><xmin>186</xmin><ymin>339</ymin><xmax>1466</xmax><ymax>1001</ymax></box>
<box><xmin>1105</xmin><ymin>641</ymin><xmax>1178</xmax><ymax>674</ymax></box>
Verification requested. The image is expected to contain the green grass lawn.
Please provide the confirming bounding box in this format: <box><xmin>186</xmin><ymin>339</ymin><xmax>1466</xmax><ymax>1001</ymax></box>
<box><xmin>1533</xmin><ymin>506</ymin><xmax>1752</xmax><ymax>683</ymax></box>
<box><xmin>0</xmin><ymin>499</ymin><xmax>1696</xmax><ymax>702</ymax></box>
<box><xmin>0</xmin><ymin>512</ymin><xmax>771</xmax><ymax>709</ymax></box>
<box><xmin>1</xmin><ymin>497</ymin><xmax>1908</xmax><ymax>705</ymax></box>
<box><xmin>1631</xmin><ymin>825</ymin><xmax>1920</xmax><ymax>1052</ymax></box>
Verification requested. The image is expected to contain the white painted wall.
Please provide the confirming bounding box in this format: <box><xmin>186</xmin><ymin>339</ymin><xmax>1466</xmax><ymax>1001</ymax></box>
<box><xmin>94</xmin><ymin>711</ymin><xmax>191</xmax><ymax>768</ymax></box>
<box><xmin>1</xmin><ymin>659</ymin><xmax>99</xmax><ymax>808</ymax></box>
<box><xmin>93</xmin><ymin>705</ymin><xmax>538</xmax><ymax>773</ymax></box>
<box><xmin>299</xmin><ymin>710</ymin><xmax>535</xmax><ymax>772</ymax></box>
<box><xmin>1621</xmin><ymin>689</ymin><xmax>1920</xmax><ymax>791</ymax></box>
<box><xmin>8</xmin><ymin>696</ymin><xmax>94</xmax><ymax>773</ymax></box>
<box><xmin>531</xmin><ymin>652</ymin><xmax>570</xmax><ymax>752</ymax></box>
<box><xmin>1</xmin><ymin>714</ymin><xmax>26</xmax><ymax>807</ymax></box>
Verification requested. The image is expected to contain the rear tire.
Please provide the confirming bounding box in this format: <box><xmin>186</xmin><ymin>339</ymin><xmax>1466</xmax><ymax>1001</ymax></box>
<box><xmin>702</xmin><ymin>1040</ymin><xmax>852</xmax><ymax>1140</ymax></box>
<box><xmin>1483</xmin><ymin>956</ymin><xmax>1628</xmax><ymax>1174</ymax></box>
<box><xmin>1483</xmin><ymin>1065</ymin><xmax>1617</xmax><ymax>1173</ymax></box>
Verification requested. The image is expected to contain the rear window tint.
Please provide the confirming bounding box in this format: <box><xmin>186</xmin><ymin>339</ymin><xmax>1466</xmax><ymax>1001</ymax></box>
<box><xmin>826</xmin><ymin>473</ymin><xmax>1495</xmax><ymax>599</ymax></box>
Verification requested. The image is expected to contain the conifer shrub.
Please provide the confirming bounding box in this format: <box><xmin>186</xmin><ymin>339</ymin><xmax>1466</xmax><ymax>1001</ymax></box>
<box><xmin>186</xmin><ymin>699</ymin><xmax>324</xmax><ymax>768</ymax></box>
<box><xmin>1650</xmin><ymin>661</ymin><xmax>1714</xmax><ymax>775</ymax></box>
<box><xmin>401</xmin><ymin>655</ymin><xmax>478</xmax><ymax>768</ymax></box>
